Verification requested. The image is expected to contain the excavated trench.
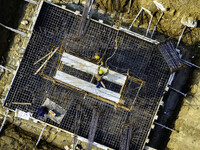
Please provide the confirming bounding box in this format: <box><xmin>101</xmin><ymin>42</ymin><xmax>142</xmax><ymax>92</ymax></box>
<box><xmin>0</xmin><ymin>0</ymin><xmax>200</xmax><ymax>150</ymax></box>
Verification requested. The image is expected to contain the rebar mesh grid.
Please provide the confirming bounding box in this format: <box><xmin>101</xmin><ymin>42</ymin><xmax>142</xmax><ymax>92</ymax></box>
<box><xmin>4</xmin><ymin>2</ymin><xmax>171</xmax><ymax>150</ymax></box>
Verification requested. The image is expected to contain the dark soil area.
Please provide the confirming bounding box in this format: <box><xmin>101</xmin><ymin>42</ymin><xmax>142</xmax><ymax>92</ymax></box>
<box><xmin>0</xmin><ymin>0</ymin><xmax>26</xmax><ymax>64</ymax></box>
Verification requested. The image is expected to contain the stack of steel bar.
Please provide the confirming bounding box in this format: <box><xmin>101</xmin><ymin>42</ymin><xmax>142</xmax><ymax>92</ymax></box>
<box><xmin>157</xmin><ymin>39</ymin><xmax>184</xmax><ymax>72</ymax></box>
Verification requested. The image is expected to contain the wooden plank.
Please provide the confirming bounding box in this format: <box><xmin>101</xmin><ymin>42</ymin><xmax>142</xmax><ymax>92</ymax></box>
<box><xmin>54</xmin><ymin>71</ymin><xmax>121</xmax><ymax>103</ymax></box>
<box><xmin>34</xmin><ymin>47</ymin><xmax>59</xmax><ymax>75</ymax></box>
<box><xmin>61</xmin><ymin>53</ymin><xmax>126</xmax><ymax>86</ymax></box>
<box><xmin>11</xmin><ymin>102</ymin><xmax>32</xmax><ymax>105</ymax></box>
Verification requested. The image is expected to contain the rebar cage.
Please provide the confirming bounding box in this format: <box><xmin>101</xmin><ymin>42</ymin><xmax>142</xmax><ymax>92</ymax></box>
<box><xmin>4</xmin><ymin>2</ymin><xmax>171</xmax><ymax>149</ymax></box>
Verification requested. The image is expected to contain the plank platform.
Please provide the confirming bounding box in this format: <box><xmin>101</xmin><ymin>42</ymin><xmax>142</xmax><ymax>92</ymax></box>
<box><xmin>54</xmin><ymin>71</ymin><xmax>121</xmax><ymax>103</ymax></box>
<box><xmin>61</xmin><ymin>53</ymin><xmax>127</xmax><ymax>86</ymax></box>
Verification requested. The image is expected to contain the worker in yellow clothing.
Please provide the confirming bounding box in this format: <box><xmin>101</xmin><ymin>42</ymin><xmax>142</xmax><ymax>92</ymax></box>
<box><xmin>95</xmin><ymin>65</ymin><xmax>109</xmax><ymax>88</ymax></box>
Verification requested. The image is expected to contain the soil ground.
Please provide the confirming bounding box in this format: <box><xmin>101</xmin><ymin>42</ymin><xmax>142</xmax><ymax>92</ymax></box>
<box><xmin>0</xmin><ymin>122</ymin><xmax>63</xmax><ymax>150</ymax></box>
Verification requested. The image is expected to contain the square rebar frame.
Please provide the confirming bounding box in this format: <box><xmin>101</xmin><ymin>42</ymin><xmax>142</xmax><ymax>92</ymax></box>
<box><xmin>3</xmin><ymin>1</ymin><xmax>171</xmax><ymax>150</ymax></box>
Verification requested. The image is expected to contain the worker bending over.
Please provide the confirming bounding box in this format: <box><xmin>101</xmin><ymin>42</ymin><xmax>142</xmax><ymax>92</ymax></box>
<box><xmin>95</xmin><ymin>65</ymin><xmax>109</xmax><ymax>88</ymax></box>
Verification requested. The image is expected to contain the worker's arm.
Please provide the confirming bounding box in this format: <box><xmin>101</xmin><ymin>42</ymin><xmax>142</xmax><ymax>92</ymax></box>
<box><xmin>104</xmin><ymin>67</ymin><xmax>109</xmax><ymax>76</ymax></box>
<box><xmin>97</xmin><ymin>64</ymin><xmax>102</xmax><ymax>71</ymax></box>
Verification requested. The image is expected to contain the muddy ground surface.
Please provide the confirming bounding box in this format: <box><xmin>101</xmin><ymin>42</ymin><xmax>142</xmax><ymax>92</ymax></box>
<box><xmin>0</xmin><ymin>0</ymin><xmax>200</xmax><ymax>149</ymax></box>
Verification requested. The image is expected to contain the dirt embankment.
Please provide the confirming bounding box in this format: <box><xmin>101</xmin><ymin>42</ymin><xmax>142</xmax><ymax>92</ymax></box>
<box><xmin>0</xmin><ymin>123</ymin><xmax>63</xmax><ymax>150</ymax></box>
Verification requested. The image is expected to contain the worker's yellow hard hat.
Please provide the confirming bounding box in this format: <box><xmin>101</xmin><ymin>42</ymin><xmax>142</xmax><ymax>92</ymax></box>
<box><xmin>98</xmin><ymin>69</ymin><xmax>103</xmax><ymax>75</ymax></box>
<box><xmin>94</xmin><ymin>55</ymin><xmax>100</xmax><ymax>60</ymax></box>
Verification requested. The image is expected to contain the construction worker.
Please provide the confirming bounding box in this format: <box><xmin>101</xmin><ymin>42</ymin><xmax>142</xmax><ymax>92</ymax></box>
<box><xmin>38</xmin><ymin>106</ymin><xmax>61</xmax><ymax>117</ymax></box>
<box><xmin>38</xmin><ymin>106</ymin><xmax>48</xmax><ymax>117</ymax></box>
<box><xmin>95</xmin><ymin>65</ymin><xmax>109</xmax><ymax>88</ymax></box>
<box><xmin>94</xmin><ymin>52</ymin><xmax>100</xmax><ymax>60</ymax></box>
